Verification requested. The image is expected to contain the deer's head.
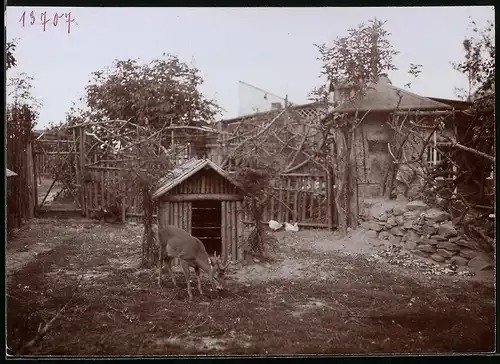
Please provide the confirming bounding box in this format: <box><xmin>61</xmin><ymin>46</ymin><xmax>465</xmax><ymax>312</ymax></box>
<box><xmin>208</xmin><ymin>252</ymin><xmax>233</xmax><ymax>290</ymax></box>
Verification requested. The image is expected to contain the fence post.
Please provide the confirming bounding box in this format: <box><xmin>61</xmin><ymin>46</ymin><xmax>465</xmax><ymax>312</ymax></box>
<box><xmin>327</xmin><ymin>169</ymin><xmax>334</xmax><ymax>230</ymax></box>
<box><xmin>32</xmin><ymin>140</ymin><xmax>38</xmax><ymax>213</ymax></box>
<box><xmin>79</xmin><ymin>126</ymin><xmax>87</xmax><ymax>216</ymax></box>
<box><xmin>26</xmin><ymin>137</ymin><xmax>35</xmax><ymax>220</ymax></box>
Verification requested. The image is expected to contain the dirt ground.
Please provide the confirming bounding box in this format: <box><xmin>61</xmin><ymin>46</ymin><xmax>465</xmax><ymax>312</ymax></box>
<box><xmin>6</xmin><ymin>218</ymin><xmax>495</xmax><ymax>356</ymax></box>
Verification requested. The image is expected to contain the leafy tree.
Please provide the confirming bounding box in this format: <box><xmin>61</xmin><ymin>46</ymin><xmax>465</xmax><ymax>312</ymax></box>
<box><xmin>78</xmin><ymin>54</ymin><xmax>221</xmax><ymax>266</ymax></box>
<box><xmin>449</xmin><ymin>19</ymin><xmax>495</xmax><ymax>238</ymax></box>
<box><xmin>85</xmin><ymin>54</ymin><xmax>221</xmax><ymax>157</ymax></box>
<box><xmin>453</xmin><ymin>19</ymin><xmax>495</xmax><ymax>107</ymax></box>
<box><xmin>6</xmin><ymin>40</ymin><xmax>17</xmax><ymax>70</ymax></box>
<box><xmin>310</xmin><ymin>18</ymin><xmax>399</xmax><ymax>235</ymax></box>
<box><xmin>311</xmin><ymin>18</ymin><xmax>399</xmax><ymax>102</ymax></box>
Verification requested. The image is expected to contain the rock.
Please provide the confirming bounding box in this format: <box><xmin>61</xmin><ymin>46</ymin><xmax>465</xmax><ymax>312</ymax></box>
<box><xmin>455</xmin><ymin>239</ymin><xmax>480</xmax><ymax>251</ymax></box>
<box><xmin>393</xmin><ymin>206</ymin><xmax>406</xmax><ymax>216</ymax></box>
<box><xmin>460</xmin><ymin>249</ymin><xmax>484</xmax><ymax>260</ymax></box>
<box><xmin>421</xmin><ymin>237</ymin><xmax>438</xmax><ymax>245</ymax></box>
<box><xmin>365</xmin><ymin>230</ymin><xmax>378</xmax><ymax>239</ymax></box>
<box><xmin>431</xmin><ymin>235</ymin><xmax>447</xmax><ymax>241</ymax></box>
<box><xmin>389</xmin><ymin>227</ymin><xmax>404</xmax><ymax>237</ymax></box>
<box><xmin>431</xmin><ymin>254</ymin><xmax>445</xmax><ymax>263</ymax></box>
<box><xmin>368</xmin><ymin>202</ymin><xmax>393</xmax><ymax>221</ymax></box>
<box><xmin>407</xmin><ymin>200</ymin><xmax>429</xmax><ymax>211</ymax></box>
<box><xmin>424</xmin><ymin>219</ymin><xmax>436</xmax><ymax>227</ymax></box>
<box><xmin>363</xmin><ymin>199</ymin><xmax>377</xmax><ymax>209</ymax></box>
<box><xmin>438</xmin><ymin>223</ymin><xmax>458</xmax><ymax>238</ymax></box>
<box><xmin>405</xmin><ymin>230</ymin><xmax>421</xmax><ymax>243</ymax></box>
<box><xmin>403</xmin><ymin>220</ymin><xmax>415</xmax><ymax>229</ymax></box>
<box><xmin>387</xmin><ymin>216</ymin><xmax>398</xmax><ymax>227</ymax></box>
<box><xmin>378</xmin><ymin>231</ymin><xmax>393</xmax><ymax>241</ymax></box>
<box><xmin>388</xmin><ymin>235</ymin><xmax>402</xmax><ymax>245</ymax></box>
<box><xmin>418</xmin><ymin>244</ymin><xmax>437</xmax><ymax>254</ymax></box>
<box><xmin>436</xmin><ymin>249</ymin><xmax>456</xmax><ymax>258</ymax></box>
<box><xmin>450</xmin><ymin>256</ymin><xmax>469</xmax><ymax>267</ymax></box>
<box><xmin>422</xmin><ymin>225</ymin><xmax>437</xmax><ymax>235</ymax></box>
<box><xmin>414</xmin><ymin>250</ymin><xmax>431</xmax><ymax>258</ymax></box>
<box><xmin>423</xmin><ymin>208</ymin><xmax>450</xmax><ymax>223</ymax></box>
<box><xmin>361</xmin><ymin>221</ymin><xmax>384</xmax><ymax>232</ymax></box>
<box><xmin>404</xmin><ymin>241</ymin><xmax>418</xmax><ymax>250</ymax></box>
<box><xmin>449</xmin><ymin>236</ymin><xmax>460</xmax><ymax>243</ymax></box>
<box><xmin>374</xmin><ymin>213</ymin><xmax>388</xmax><ymax>222</ymax></box>
<box><xmin>437</xmin><ymin>241</ymin><xmax>460</xmax><ymax>251</ymax></box>
<box><xmin>403</xmin><ymin>211</ymin><xmax>420</xmax><ymax>220</ymax></box>
<box><xmin>467</xmin><ymin>256</ymin><xmax>494</xmax><ymax>271</ymax></box>
<box><xmin>395</xmin><ymin>215</ymin><xmax>404</xmax><ymax>225</ymax></box>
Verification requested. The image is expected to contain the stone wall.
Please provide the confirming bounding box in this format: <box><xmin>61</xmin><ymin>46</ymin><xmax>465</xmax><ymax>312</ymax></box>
<box><xmin>360</xmin><ymin>198</ymin><xmax>494</xmax><ymax>272</ymax></box>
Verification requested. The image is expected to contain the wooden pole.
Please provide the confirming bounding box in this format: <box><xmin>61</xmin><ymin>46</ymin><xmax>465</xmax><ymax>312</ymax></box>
<box><xmin>79</xmin><ymin>126</ymin><xmax>87</xmax><ymax>216</ymax></box>
<box><xmin>32</xmin><ymin>142</ymin><xmax>38</xmax><ymax>212</ymax></box>
<box><xmin>326</xmin><ymin>169</ymin><xmax>334</xmax><ymax>230</ymax></box>
<box><xmin>26</xmin><ymin>137</ymin><xmax>34</xmax><ymax>220</ymax></box>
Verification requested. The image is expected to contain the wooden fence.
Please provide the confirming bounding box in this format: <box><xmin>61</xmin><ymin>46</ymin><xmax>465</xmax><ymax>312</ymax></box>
<box><xmin>83</xmin><ymin>156</ymin><xmax>192</xmax><ymax>223</ymax></box>
<box><xmin>247</xmin><ymin>172</ymin><xmax>335</xmax><ymax>229</ymax></box>
<box><xmin>7</xmin><ymin>108</ymin><xmax>36</xmax><ymax>237</ymax></box>
<box><xmin>33</xmin><ymin>124</ymin><xmax>335</xmax><ymax>229</ymax></box>
<box><xmin>84</xmin><ymin>161</ymin><xmax>159</xmax><ymax>223</ymax></box>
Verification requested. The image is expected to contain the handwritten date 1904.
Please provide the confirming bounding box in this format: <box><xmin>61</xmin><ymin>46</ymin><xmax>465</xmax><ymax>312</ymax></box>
<box><xmin>19</xmin><ymin>11</ymin><xmax>76</xmax><ymax>34</ymax></box>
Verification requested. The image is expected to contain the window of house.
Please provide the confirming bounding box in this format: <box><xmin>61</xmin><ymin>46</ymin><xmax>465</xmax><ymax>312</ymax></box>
<box><xmin>425</xmin><ymin>131</ymin><xmax>456</xmax><ymax>182</ymax></box>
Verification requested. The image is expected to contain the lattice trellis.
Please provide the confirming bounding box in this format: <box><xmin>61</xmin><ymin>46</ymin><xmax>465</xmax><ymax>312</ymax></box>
<box><xmin>216</xmin><ymin>103</ymin><xmax>329</xmax><ymax>174</ymax></box>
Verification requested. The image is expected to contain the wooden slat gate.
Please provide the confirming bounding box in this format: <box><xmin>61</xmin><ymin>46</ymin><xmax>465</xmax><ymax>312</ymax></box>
<box><xmin>34</xmin><ymin>128</ymin><xmax>83</xmax><ymax>214</ymax></box>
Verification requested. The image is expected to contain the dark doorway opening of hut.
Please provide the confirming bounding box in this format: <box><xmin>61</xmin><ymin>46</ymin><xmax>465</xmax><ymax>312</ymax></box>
<box><xmin>191</xmin><ymin>200</ymin><xmax>222</xmax><ymax>256</ymax></box>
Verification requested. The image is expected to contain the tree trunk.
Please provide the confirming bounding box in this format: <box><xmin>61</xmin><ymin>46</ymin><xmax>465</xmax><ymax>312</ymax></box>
<box><xmin>141</xmin><ymin>184</ymin><xmax>156</xmax><ymax>267</ymax></box>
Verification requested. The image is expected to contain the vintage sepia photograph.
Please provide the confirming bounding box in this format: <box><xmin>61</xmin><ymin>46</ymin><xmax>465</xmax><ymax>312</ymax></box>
<box><xmin>5</xmin><ymin>5</ymin><xmax>495</xmax><ymax>357</ymax></box>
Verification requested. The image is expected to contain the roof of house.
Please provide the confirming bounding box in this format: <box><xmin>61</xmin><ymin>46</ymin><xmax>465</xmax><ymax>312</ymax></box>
<box><xmin>217</xmin><ymin>77</ymin><xmax>466</xmax><ymax>125</ymax></box>
<box><xmin>7</xmin><ymin>168</ymin><xmax>17</xmax><ymax>177</ymax></box>
<box><xmin>218</xmin><ymin>102</ymin><xmax>324</xmax><ymax>125</ymax></box>
<box><xmin>333</xmin><ymin>76</ymin><xmax>453</xmax><ymax>112</ymax></box>
<box><xmin>152</xmin><ymin>158</ymin><xmax>243</xmax><ymax>200</ymax></box>
<box><xmin>425</xmin><ymin>97</ymin><xmax>472</xmax><ymax>109</ymax></box>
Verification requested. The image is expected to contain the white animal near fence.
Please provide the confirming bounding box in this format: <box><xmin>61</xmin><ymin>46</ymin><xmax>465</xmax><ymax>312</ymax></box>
<box><xmin>155</xmin><ymin>224</ymin><xmax>233</xmax><ymax>300</ymax></box>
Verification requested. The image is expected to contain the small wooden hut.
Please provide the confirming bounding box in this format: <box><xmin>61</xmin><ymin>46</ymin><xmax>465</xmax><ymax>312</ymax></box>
<box><xmin>152</xmin><ymin>159</ymin><xmax>245</xmax><ymax>261</ymax></box>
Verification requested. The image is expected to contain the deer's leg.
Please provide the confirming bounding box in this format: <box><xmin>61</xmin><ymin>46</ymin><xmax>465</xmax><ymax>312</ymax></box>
<box><xmin>194</xmin><ymin>267</ymin><xmax>204</xmax><ymax>296</ymax></box>
<box><xmin>164</xmin><ymin>256</ymin><xmax>177</xmax><ymax>287</ymax></box>
<box><xmin>180</xmin><ymin>260</ymin><xmax>193</xmax><ymax>300</ymax></box>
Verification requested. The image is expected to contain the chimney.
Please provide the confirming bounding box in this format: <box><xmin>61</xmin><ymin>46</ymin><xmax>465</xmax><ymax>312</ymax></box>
<box><xmin>271</xmin><ymin>102</ymin><xmax>282</xmax><ymax>110</ymax></box>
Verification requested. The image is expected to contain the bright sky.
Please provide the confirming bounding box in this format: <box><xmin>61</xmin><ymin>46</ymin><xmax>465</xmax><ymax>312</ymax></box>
<box><xmin>6</xmin><ymin>6</ymin><xmax>495</xmax><ymax>129</ymax></box>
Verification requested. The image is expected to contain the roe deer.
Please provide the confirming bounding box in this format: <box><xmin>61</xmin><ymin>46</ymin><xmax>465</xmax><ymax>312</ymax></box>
<box><xmin>155</xmin><ymin>224</ymin><xmax>233</xmax><ymax>300</ymax></box>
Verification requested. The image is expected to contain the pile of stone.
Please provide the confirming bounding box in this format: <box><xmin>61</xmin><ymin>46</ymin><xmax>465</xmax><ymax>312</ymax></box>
<box><xmin>369</xmin><ymin>245</ymin><xmax>475</xmax><ymax>278</ymax></box>
<box><xmin>360</xmin><ymin>198</ymin><xmax>494</xmax><ymax>272</ymax></box>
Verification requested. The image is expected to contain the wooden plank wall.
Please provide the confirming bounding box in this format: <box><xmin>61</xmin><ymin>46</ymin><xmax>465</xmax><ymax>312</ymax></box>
<box><xmin>221</xmin><ymin>200</ymin><xmax>243</xmax><ymax>260</ymax></box>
